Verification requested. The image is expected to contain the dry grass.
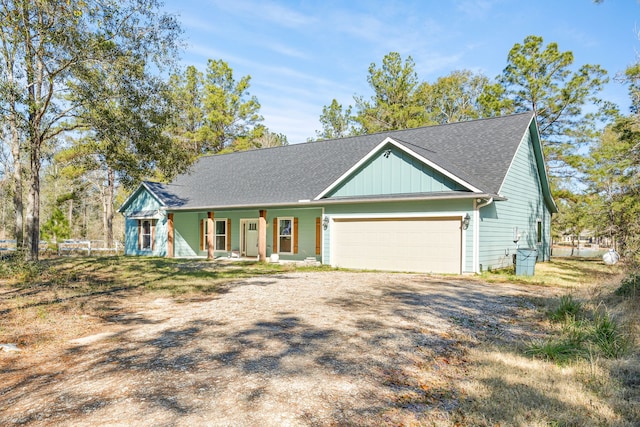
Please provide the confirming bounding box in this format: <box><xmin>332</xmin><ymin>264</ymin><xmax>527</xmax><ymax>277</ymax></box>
<box><xmin>0</xmin><ymin>255</ymin><xmax>302</xmax><ymax>350</ymax></box>
<box><xmin>480</xmin><ymin>256</ymin><xmax>620</xmax><ymax>289</ymax></box>
<box><xmin>457</xmin><ymin>258</ymin><xmax>640</xmax><ymax>426</ymax></box>
<box><xmin>1</xmin><ymin>256</ymin><xmax>638</xmax><ymax>425</ymax></box>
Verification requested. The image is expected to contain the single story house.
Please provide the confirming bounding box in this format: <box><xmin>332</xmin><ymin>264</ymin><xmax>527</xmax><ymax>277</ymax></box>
<box><xmin>118</xmin><ymin>112</ymin><xmax>557</xmax><ymax>274</ymax></box>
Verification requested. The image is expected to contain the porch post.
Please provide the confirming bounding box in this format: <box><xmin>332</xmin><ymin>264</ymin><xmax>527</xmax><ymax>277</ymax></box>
<box><xmin>207</xmin><ymin>212</ymin><xmax>214</xmax><ymax>260</ymax></box>
<box><xmin>167</xmin><ymin>213</ymin><xmax>174</xmax><ymax>258</ymax></box>
<box><xmin>258</xmin><ymin>209</ymin><xmax>267</xmax><ymax>261</ymax></box>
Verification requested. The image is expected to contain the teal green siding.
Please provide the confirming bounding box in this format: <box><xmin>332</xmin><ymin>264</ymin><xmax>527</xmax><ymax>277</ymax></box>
<box><xmin>267</xmin><ymin>208</ymin><xmax>322</xmax><ymax>260</ymax></box>
<box><xmin>328</xmin><ymin>145</ymin><xmax>467</xmax><ymax>198</ymax></box>
<box><xmin>174</xmin><ymin>212</ymin><xmax>200</xmax><ymax>257</ymax></box>
<box><xmin>478</xmin><ymin>128</ymin><xmax>552</xmax><ymax>271</ymax></box>
<box><xmin>121</xmin><ymin>187</ymin><xmax>167</xmax><ymax>256</ymax></box>
<box><xmin>323</xmin><ymin>200</ymin><xmax>474</xmax><ymax>273</ymax></box>
<box><xmin>171</xmin><ymin>208</ymin><xmax>323</xmax><ymax>261</ymax></box>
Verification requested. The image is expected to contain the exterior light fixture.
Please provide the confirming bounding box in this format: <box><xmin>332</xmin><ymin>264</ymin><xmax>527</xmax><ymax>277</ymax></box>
<box><xmin>462</xmin><ymin>213</ymin><xmax>470</xmax><ymax>230</ymax></box>
<box><xmin>323</xmin><ymin>216</ymin><xmax>330</xmax><ymax>230</ymax></box>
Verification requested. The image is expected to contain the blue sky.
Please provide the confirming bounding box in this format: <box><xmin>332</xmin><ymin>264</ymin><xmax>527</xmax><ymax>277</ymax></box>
<box><xmin>163</xmin><ymin>0</ymin><xmax>640</xmax><ymax>144</ymax></box>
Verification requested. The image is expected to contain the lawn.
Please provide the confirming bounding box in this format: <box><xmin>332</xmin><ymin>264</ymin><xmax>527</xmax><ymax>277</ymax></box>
<box><xmin>0</xmin><ymin>256</ymin><xmax>313</xmax><ymax>350</ymax></box>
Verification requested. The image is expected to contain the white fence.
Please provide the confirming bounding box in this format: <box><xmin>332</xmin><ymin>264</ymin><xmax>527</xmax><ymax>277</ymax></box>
<box><xmin>0</xmin><ymin>239</ymin><xmax>48</xmax><ymax>252</ymax></box>
<box><xmin>57</xmin><ymin>240</ymin><xmax>122</xmax><ymax>256</ymax></box>
<box><xmin>0</xmin><ymin>239</ymin><xmax>122</xmax><ymax>256</ymax></box>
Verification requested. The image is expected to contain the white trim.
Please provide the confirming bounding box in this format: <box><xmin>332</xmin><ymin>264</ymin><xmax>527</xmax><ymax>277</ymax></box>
<box><xmin>473</xmin><ymin>197</ymin><xmax>494</xmax><ymax>273</ymax></box>
<box><xmin>167</xmin><ymin>192</ymin><xmax>499</xmax><ymax>212</ymax></box>
<box><xmin>214</xmin><ymin>218</ymin><xmax>228</xmax><ymax>251</ymax></box>
<box><xmin>139</xmin><ymin>219</ymin><xmax>154</xmax><ymax>251</ymax></box>
<box><xmin>314</xmin><ymin>137</ymin><xmax>482</xmax><ymax>201</ymax></box>
<box><xmin>321</xmin><ymin>207</ymin><xmax>326</xmax><ymax>265</ymax></box>
<box><xmin>461</xmin><ymin>215</ymin><xmax>467</xmax><ymax>273</ymax></box>
<box><xmin>127</xmin><ymin>210</ymin><xmax>162</xmax><ymax>220</ymax></box>
<box><xmin>277</xmin><ymin>217</ymin><xmax>294</xmax><ymax>254</ymax></box>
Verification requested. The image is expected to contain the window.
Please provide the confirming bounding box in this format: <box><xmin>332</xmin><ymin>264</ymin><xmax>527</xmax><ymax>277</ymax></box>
<box><xmin>138</xmin><ymin>219</ymin><xmax>154</xmax><ymax>251</ymax></box>
<box><xmin>215</xmin><ymin>219</ymin><xmax>227</xmax><ymax>251</ymax></box>
<box><xmin>537</xmin><ymin>219</ymin><xmax>543</xmax><ymax>244</ymax></box>
<box><xmin>278</xmin><ymin>218</ymin><xmax>293</xmax><ymax>253</ymax></box>
<box><xmin>200</xmin><ymin>219</ymin><xmax>210</xmax><ymax>251</ymax></box>
<box><xmin>200</xmin><ymin>218</ymin><xmax>229</xmax><ymax>251</ymax></box>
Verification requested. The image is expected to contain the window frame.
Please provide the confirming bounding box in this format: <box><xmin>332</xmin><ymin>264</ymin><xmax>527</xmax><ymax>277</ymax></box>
<box><xmin>214</xmin><ymin>218</ymin><xmax>227</xmax><ymax>251</ymax></box>
<box><xmin>536</xmin><ymin>219</ymin><xmax>543</xmax><ymax>244</ymax></box>
<box><xmin>138</xmin><ymin>219</ymin><xmax>155</xmax><ymax>251</ymax></box>
<box><xmin>278</xmin><ymin>217</ymin><xmax>294</xmax><ymax>254</ymax></box>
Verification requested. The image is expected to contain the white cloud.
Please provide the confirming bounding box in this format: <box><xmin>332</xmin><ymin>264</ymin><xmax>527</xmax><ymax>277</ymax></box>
<box><xmin>208</xmin><ymin>0</ymin><xmax>316</xmax><ymax>29</ymax></box>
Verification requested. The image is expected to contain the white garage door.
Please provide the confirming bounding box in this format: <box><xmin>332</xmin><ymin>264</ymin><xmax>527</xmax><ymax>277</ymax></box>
<box><xmin>332</xmin><ymin>217</ymin><xmax>462</xmax><ymax>274</ymax></box>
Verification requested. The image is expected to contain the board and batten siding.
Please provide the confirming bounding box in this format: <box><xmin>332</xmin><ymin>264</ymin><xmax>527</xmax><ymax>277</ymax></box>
<box><xmin>328</xmin><ymin>145</ymin><xmax>467</xmax><ymax>198</ymax></box>
<box><xmin>265</xmin><ymin>208</ymin><xmax>322</xmax><ymax>260</ymax></box>
<box><xmin>170</xmin><ymin>208</ymin><xmax>323</xmax><ymax>260</ymax></box>
<box><xmin>323</xmin><ymin>200</ymin><xmax>474</xmax><ymax>273</ymax></box>
<box><xmin>123</xmin><ymin>188</ymin><xmax>167</xmax><ymax>256</ymax></box>
<box><xmin>478</xmin><ymin>127</ymin><xmax>552</xmax><ymax>271</ymax></box>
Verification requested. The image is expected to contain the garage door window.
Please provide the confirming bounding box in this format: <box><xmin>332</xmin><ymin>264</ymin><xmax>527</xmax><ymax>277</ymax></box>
<box><xmin>278</xmin><ymin>218</ymin><xmax>293</xmax><ymax>253</ymax></box>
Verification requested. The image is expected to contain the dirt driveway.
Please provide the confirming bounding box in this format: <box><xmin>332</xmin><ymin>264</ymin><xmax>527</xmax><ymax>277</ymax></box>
<box><xmin>1</xmin><ymin>271</ymin><xmax>551</xmax><ymax>426</ymax></box>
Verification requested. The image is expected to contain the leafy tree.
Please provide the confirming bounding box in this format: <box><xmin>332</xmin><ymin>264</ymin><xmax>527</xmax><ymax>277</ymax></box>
<box><xmin>551</xmin><ymin>195</ymin><xmax>592</xmax><ymax>254</ymax></box>
<box><xmin>496</xmin><ymin>35</ymin><xmax>608</xmax><ymax>177</ymax></box>
<box><xmin>422</xmin><ymin>70</ymin><xmax>494</xmax><ymax>124</ymax></box>
<box><xmin>354</xmin><ymin>52</ymin><xmax>428</xmax><ymax>133</ymax></box>
<box><xmin>219</xmin><ymin>125</ymin><xmax>288</xmax><ymax>153</ymax></box>
<box><xmin>316</xmin><ymin>99</ymin><xmax>355</xmax><ymax>139</ymax></box>
<box><xmin>197</xmin><ymin>59</ymin><xmax>263</xmax><ymax>153</ymax></box>
<box><xmin>584</xmin><ymin>118</ymin><xmax>640</xmax><ymax>262</ymax></box>
<box><xmin>321</xmin><ymin>55</ymin><xmax>504</xmax><ymax>138</ymax></box>
<box><xmin>70</xmin><ymin>53</ymin><xmax>192</xmax><ymax>246</ymax></box>
<box><xmin>0</xmin><ymin>0</ymin><xmax>182</xmax><ymax>260</ymax></box>
<box><xmin>167</xmin><ymin>65</ymin><xmax>205</xmax><ymax>157</ymax></box>
<box><xmin>41</xmin><ymin>206</ymin><xmax>70</xmax><ymax>243</ymax></box>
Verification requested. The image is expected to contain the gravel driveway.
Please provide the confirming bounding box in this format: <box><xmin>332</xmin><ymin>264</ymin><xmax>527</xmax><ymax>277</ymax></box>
<box><xmin>1</xmin><ymin>271</ymin><xmax>548</xmax><ymax>426</ymax></box>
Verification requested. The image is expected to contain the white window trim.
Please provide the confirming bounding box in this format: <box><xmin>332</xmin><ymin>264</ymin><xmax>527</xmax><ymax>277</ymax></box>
<box><xmin>278</xmin><ymin>217</ymin><xmax>294</xmax><ymax>254</ymax></box>
<box><xmin>536</xmin><ymin>219</ymin><xmax>543</xmax><ymax>245</ymax></box>
<box><xmin>214</xmin><ymin>218</ymin><xmax>227</xmax><ymax>251</ymax></box>
<box><xmin>140</xmin><ymin>219</ymin><xmax>153</xmax><ymax>251</ymax></box>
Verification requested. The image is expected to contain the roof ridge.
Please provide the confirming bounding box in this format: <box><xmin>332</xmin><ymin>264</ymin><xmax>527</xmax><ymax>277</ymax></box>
<box><xmin>189</xmin><ymin>112</ymin><xmax>535</xmax><ymax>160</ymax></box>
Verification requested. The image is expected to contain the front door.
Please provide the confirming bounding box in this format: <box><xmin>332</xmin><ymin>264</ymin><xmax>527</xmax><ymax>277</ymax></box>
<box><xmin>242</xmin><ymin>219</ymin><xmax>259</xmax><ymax>257</ymax></box>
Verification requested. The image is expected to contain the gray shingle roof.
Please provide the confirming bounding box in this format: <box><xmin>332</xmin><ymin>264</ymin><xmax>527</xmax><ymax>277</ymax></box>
<box><xmin>142</xmin><ymin>112</ymin><xmax>535</xmax><ymax>210</ymax></box>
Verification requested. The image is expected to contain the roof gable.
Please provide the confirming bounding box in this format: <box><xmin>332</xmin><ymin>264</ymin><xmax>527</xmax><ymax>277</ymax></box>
<box><xmin>117</xmin><ymin>182</ymin><xmax>165</xmax><ymax>214</ymax></box>
<box><xmin>318</xmin><ymin>138</ymin><xmax>475</xmax><ymax>200</ymax></box>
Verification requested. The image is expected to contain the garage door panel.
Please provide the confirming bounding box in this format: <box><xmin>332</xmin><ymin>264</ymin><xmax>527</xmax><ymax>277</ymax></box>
<box><xmin>332</xmin><ymin>218</ymin><xmax>461</xmax><ymax>274</ymax></box>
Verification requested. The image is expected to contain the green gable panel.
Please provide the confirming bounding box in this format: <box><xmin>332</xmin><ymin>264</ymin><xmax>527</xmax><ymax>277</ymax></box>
<box><xmin>327</xmin><ymin>146</ymin><xmax>467</xmax><ymax>198</ymax></box>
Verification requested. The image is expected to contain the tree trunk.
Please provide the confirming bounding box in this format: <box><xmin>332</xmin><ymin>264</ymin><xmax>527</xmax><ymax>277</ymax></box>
<box><xmin>103</xmin><ymin>167</ymin><xmax>115</xmax><ymax>248</ymax></box>
<box><xmin>68</xmin><ymin>198</ymin><xmax>73</xmax><ymax>236</ymax></box>
<box><xmin>23</xmin><ymin>1</ymin><xmax>41</xmax><ymax>262</ymax></box>
<box><xmin>10</xmin><ymin>120</ymin><xmax>24</xmax><ymax>248</ymax></box>
<box><xmin>100</xmin><ymin>167</ymin><xmax>115</xmax><ymax>247</ymax></box>
<box><xmin>24</xmin><ymin>139</ymin><xmax>41</xmax><ymax>261</ymax></box>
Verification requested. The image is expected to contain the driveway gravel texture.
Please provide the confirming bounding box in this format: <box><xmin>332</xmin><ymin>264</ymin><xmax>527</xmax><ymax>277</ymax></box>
<box><xmin>1</xmin><ymin>271</ymin><xmax>551</xmax><ymax>426</ymax></box>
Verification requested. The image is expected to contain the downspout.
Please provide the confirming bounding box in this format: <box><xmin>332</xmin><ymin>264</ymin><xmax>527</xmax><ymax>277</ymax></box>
<box><xmin>473</xmin><ymin>197</ymin><xmax>493</xmax><ymax>273</ymax></box>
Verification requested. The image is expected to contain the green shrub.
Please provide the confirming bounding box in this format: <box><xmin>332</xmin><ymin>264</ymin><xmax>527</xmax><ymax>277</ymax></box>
<box><xmin>526</xmin><ymin>339</ymin><xmax>584</xmax><ymax>364</ymax></box>
<box><xmin>591</xmin><ymin>310</ymin><xmax>631</xmax><ymax>358</ymax></box>
<box><xmin>549</xmin><ymin>294</ymin><xmax>581</xmax><ymax>322</ymax></box>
